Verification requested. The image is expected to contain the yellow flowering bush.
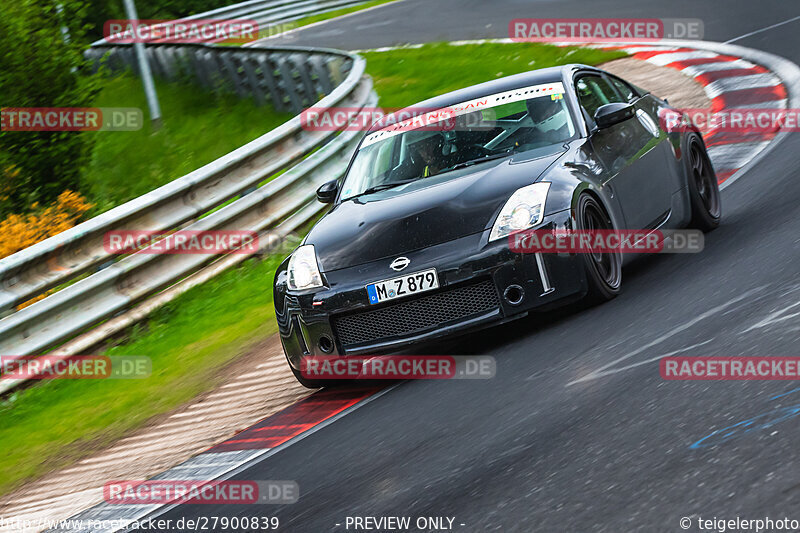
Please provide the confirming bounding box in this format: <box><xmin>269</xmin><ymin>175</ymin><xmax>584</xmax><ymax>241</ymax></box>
<box><xmin>0</xmin><ymin>190</ymin><xmax>93</xmax><ymax>260</ymax></box>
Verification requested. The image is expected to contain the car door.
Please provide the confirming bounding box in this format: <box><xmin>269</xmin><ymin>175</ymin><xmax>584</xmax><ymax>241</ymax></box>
<box><xmin>575</xmin><ymin>73</ymin><xmax>672</xmax><ymax>230</ymax></box>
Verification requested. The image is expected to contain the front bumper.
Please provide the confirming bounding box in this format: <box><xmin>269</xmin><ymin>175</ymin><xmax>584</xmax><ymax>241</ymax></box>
<box><xmin>275</xmin><ymin>209</ymin><xmax>586</xmax><ymax>369</ymax></box>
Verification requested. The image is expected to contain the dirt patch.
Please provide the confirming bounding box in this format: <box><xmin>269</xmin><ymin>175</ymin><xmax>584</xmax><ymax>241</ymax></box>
<box><xmin>601</xmin><ymin>57</ymin><xmax>711</xmax><ymax>109</ymax></box>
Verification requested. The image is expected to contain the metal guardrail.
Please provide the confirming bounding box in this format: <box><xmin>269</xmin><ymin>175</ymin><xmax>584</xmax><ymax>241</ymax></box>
<box><xmin>0</xmin><ymin>43</ymin><xmax>365</xmax><ymax>316</ymax></box>
<box><xmin>87</xmin><ymin>43</ymin><xmax>351</xmax><ymax>113</ymax></box>
<box><xmin>0</xmin><ymin>39</ymin><xmax>376</xmax><ymax>393</ymax></box>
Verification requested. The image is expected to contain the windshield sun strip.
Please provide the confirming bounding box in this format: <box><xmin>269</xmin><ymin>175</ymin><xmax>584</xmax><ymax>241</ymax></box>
<box><xmin>359</xmin><ymin>81</ymin><xmax>567</xmax><ymax>150</ymax></box>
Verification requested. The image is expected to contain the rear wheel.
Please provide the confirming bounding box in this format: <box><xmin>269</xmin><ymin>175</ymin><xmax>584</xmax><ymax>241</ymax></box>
<box><xmin>687</xmin><ymin>136</ymin><xmax>721</xmax><ymax>232</ymax></box>
<box><xmin>576</xmin><ymin>194</ymin><xmax>622</xmax><ymax>302</ymax></box>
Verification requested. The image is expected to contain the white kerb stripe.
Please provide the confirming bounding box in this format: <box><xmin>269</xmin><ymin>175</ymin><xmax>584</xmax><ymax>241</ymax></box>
<box><xmin>682</xmin><ymin>59</ymin><xmax>757</xmax><ymax>77</ymax></box>
<box><xmin>707</xmin><ymin>141</ymin><xmax>772</xmax><ymax>170</ymax></box>
<box><xmin>704</xmin><ymin>73</ymin><xmax>781</xmax><ymax>99</ymax></box>
<box><xmin>645</xmin><ymin>50</ymin><xmax>720</xmax><ymax>66</ymax></box>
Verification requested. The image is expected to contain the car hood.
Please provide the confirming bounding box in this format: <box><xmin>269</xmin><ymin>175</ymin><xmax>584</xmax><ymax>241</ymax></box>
<box><xmin>309</xmin><ymin>147</ymin><xmax>565</xmax><ymax>272</ymax></box>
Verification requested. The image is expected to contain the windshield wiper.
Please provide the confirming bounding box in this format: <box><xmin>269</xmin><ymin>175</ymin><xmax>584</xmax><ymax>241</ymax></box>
<box><xmin>346</xmin><ymin>153</ymin><xmax>511</xmax><ymax>200</ymax></box>
<box><xmin>446</xmin><ymin>151</ymin><xmax>512</xmax><ymax>171</ymax></box>
<box><xmin>349</xmin><ymin>179</ymin><xmax>416</xmax><ymax>199</ymax></box>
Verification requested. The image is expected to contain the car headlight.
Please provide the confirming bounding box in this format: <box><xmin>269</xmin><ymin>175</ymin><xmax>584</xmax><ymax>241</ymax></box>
<box><xmin>287</xmin><ymin>245</ymin><xmax>323</xmax><ymax>290</ymax></box>
<box><xmin>489</xmin><ymin>182</ymin><xmax>551</xmax><ymax>242</ymax></box>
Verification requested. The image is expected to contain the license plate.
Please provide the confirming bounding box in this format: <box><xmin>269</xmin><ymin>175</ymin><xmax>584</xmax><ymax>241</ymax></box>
<box><xmin>366</xmin><ymin>268</ymin><xmax>439</xmax><ymax>305</ymax></box>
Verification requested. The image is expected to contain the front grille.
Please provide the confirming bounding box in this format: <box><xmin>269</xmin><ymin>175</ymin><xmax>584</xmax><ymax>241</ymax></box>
<box><xmin>333</xmin><ymin>279</ymin><xmax>500</xmax><ymax>348</ymax></box>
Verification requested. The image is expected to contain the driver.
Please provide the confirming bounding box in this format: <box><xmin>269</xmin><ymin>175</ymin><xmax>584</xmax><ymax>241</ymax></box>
<box><xmin>408</xmin><ymin>131</ymin><xmax>447</xmax><ymax>177</ymax></box>
<box><xmin>526</xmin><ymin>96</ymin><xmax>570</xmax><ymax>141</ymax></box>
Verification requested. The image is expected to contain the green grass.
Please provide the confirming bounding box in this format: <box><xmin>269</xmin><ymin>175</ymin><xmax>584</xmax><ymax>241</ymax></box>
<box><xmin>362</xmin><ymin>41</ymin><xmax>626</xmax><ymax>107</ymax></box>
<box><xmin>84</xmin><ymin>74</ymin><xmax>293</xmax><ymax>214</ymax></box>
<box><xmin>1</xmin><ymin>41</ymin><xmax>626</xmax><ymax>498</ymax></box>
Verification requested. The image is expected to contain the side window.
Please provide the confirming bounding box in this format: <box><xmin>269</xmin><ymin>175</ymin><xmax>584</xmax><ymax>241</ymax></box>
<box><xmin>575</xmin><ymin>75</ymin><xmax>623</xmax><ymax>121</ymax></box>
<box><xmin>608</xmin><ymin>76</ymin><xmax>637</xmax><ymax>102</ymax></box>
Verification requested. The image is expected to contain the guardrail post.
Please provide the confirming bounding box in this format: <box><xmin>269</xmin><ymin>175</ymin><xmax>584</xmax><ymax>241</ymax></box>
<box><xmin>218</xmin><ymin>51</ymin><xmax>249</xmax><ymax>99</ymax></box>
<box><xmin>327</xmin><ymin>56</ymin><xmax>345</xmax><ymax>86</ymax></box>
<box><xmin>278</xmin><ymin>56</ymin><xmax>304</xmax><ymax>114</ymax></box>
<box><xmin>192</xmin><ymin>48</ymin><xmax>214</xmax><ymax>89</ymax></box>
<box><xmin>151</xmin><ymin>47</ymin><xmax>173</xmax><ymax>81</ymax></box>
<box><xmin>241</xmin><ymin>55</ymin><xmax>267</xmax><ymax>107</ymax></box>
<box><xmin>308</xmin><ymin>54</ymin><xmax>334</xmax><ymax>96</ymax></box>
<box><xmin>119</xmin><ymin>47</ymin><xmax>135</xmax><ymax>70</ymax></box>
<box><xmin>293</xmin><ymin>53</ymin><xmax>319</xmax><ymax>108</ymax></box>
<box><xmin>167</xmin><ymin>46</ymin><xmax>188</xmax><ymax>81</ymax></box>
<box><xmin>255</xmin><ymin>54</ymin><xmax>287</xmax><ymax>111</ymax></box>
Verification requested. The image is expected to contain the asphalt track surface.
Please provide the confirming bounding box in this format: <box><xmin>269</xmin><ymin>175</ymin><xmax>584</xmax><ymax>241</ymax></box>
<box><xmin>140</xmin><ymin>2</ymin><xmax>800</xmax><ymax>531</ymax></box>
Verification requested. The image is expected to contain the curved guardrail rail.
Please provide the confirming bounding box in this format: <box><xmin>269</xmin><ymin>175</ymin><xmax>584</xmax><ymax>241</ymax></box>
<box><xmin>0</xmin><ymin>41</ymin><xmax>376</xmax><ymax>393</ymax></box>
<box><xmin>0</xmin><ymin>43</ymin><xmax>364</xmax><ymax>315</ymax></box>
<box><xmin>87</xmin><ymin>42</ymin><xmax>354</xmax><ymax>113</ymax></box>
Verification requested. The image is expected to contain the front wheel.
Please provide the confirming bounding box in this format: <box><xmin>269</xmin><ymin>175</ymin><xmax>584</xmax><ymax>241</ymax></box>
<box><xmin>287</xmin><ymin>354</ymin><xmax>342</xmax><ymax>389</ymax></box>
<box><xmin>687</xmin><ymin>136</ymin><xmax>721</xmax><ymax>232</ymax></box>
<box><xmin>289</xmin><ymin>364</ymin><xmax>328</xmax><ymax>389</ymax></box>
<box><xmin>576</xmin><ymin>194</ymin><xmax>622</xmax><ymax>303</ymax></box>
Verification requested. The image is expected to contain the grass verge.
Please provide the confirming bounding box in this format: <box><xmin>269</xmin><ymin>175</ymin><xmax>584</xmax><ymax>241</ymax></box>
<box><xmin>85</xmin><ymin>74</ymin><xmax>293</xmax><ymax>214</ymax></box>
<box><xmin>361</xmin><ymin>41</ymin><xmax>627</xmax><ymax>106</ymax></box>
<box><xmin>1</xmin><ymin>42</ymin><xmax>625</xmax><ymax>498</ymax></box>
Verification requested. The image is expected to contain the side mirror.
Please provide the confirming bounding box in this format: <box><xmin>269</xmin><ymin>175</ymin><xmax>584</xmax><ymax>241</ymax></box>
<box><xmin>593</xmin><ymin>102</ymin><xmax>635</xmax><ymax>129</ymax></box>
<box><xmin>316</xmin><ymin>180</ymin><xmax>339</xmax><ymax>204</ymax></box>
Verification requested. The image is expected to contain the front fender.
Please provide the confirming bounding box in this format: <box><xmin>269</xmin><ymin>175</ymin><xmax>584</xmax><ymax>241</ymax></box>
<box><xmin>539</xmin><ymin>140</ymin><xmax>625</xmax><ymax>233</ymax></box>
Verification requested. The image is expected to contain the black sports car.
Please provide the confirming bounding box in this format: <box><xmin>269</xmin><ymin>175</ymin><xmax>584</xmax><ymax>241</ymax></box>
<box><xmin>274</xmin><ymin>63</ymin><xmax>721</xmax><ymax>388</ymax></box>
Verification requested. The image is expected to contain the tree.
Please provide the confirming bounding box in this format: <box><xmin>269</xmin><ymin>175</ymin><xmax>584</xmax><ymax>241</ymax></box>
<box><xmin>0</xmin><ymin>0</ymin><xmax>103</xmax><ymax>216</ymax></box>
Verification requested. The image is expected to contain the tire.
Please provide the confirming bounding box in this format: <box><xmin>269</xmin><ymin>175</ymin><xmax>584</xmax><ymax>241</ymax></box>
<box><xmin>576</xmin><ymin>193</ymin><xmax>622</xmax><ymax>302</ymax></box>
<box><xmin>686</xmin><ymin>136</ymin><xmax>721</xmax><ymax>232</ymax></box>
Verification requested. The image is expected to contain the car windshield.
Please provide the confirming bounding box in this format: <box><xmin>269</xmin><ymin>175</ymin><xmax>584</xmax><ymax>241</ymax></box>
<box><xmin>340</xmin><ymin>82</ymin><xmax>575</xmax><ymax>201</ymax></box>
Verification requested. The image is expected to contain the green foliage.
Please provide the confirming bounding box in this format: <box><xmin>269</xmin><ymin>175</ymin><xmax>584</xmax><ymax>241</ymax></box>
<box><xmin>0</xmin><ymin>0</ymin><xmax>103</xmax><ymax>216</ymax></box>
